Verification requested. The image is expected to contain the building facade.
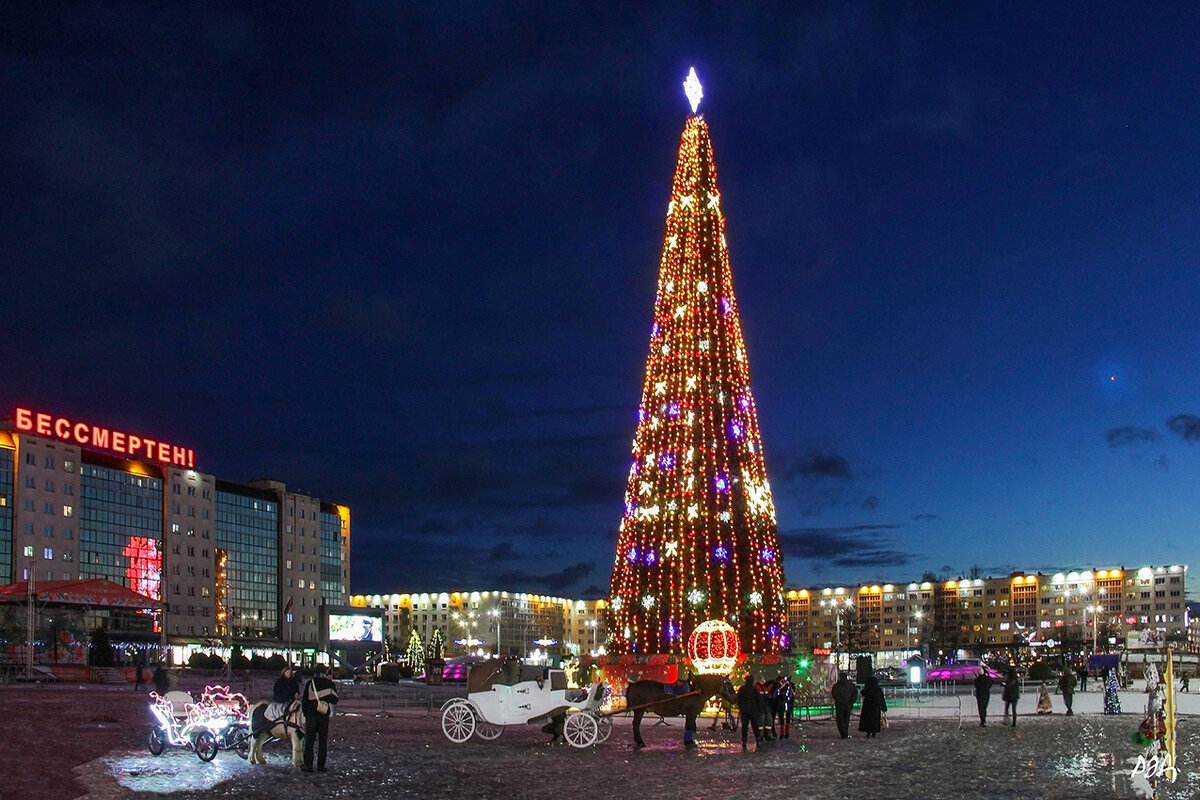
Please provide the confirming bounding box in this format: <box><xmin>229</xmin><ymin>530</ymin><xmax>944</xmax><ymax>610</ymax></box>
<box><xmin>349</xmin><ymin>590</ymin><xmax>608</xmax><ymax>661</ymax></box>
<box><xmin>785</xmin><ymin>565</ymin><xmax>1190</xmax><ymax>659</ymax></box>
<box><xmin>0</xmin><ymin>407</ymin><xmax>350</xmax><ymax>661</ymax></box>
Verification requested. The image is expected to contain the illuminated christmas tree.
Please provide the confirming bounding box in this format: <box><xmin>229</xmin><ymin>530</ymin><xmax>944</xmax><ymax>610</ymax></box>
<box><xmin>609</xmin><ymin>69</ymin><xmax>786</xmax><ymax>657</ymax></box>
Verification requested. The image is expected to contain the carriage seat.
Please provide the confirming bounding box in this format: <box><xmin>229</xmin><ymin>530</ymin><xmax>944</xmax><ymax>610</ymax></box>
<box><xmin>162</xmin><ymin>690</ymin><xmax>195</xmax><ymax>718</ymax></box>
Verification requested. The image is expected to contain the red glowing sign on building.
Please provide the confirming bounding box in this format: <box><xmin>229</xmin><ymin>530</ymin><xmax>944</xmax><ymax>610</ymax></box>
<box><xmin>14</xmin><ymin>407</ymin><xmax>195</xmax><ymax>468</ymax></box>
<box><xmin>123</xmin><ymin>535</ymin><xmax>162</xmax><ymax>602</ymax></box>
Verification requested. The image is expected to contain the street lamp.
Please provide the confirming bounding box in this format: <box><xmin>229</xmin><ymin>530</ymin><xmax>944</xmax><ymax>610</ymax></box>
<box><xmin>489</xmin><ymin>607</ymin><xmax>502</xmax><ymax>657</ymax></box>
<box><xmin>906</xmin><ymin>609</ymin><xmax>923</xmax><ymax>661</ymax></box>
<box><xmin>585</xmin><ymin>619</ymin><xmax>598</xmax><ymax>654</ymax></box>
<box><xmin>821</xmin><ymin>597</ymin><xmax>853</xmax><ymax>671</ymax></box>
<box><xmin>1086</xmin><ymin>605</ymin><xmax>1102</xmax><ymax>653</ymax></box>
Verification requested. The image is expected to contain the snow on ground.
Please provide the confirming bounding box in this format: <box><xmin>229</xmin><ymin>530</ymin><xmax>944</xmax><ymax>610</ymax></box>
<box><xmin>76</xmin><ymin>685</ymin><xmax>1198</xmax><ymax>800</ymax></box>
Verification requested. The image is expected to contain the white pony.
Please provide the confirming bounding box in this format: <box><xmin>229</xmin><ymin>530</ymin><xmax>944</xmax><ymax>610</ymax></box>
<box><xmin>246</xmin><ymin>700</ymin><xmax>305</xmax><ymax>767</ymax></box>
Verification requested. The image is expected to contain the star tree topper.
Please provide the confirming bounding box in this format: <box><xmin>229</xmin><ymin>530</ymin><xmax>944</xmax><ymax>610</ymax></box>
<box><xmin>684</xmin><ymin>67</ymin><xmax>703</xmax><ymax>113</ymax></box>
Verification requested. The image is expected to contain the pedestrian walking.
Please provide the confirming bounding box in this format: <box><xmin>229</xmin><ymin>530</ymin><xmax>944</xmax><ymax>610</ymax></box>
<box><xmin>134</xmin><ymin>663</ymin><xmax>145</xmax><ymax>690</ymax></box>
<box><xmin>973</xmin><ymin>667</ymin><xmax>994</xmax><ymax>726</ymax></box>
<box><xmin>301</xmin><ymin>666</ymin><xmax>339</xmax><ymax>772</ymax></box>
<box><xmin>831</xmin><ymin>671</ymin><xmax>859</xmax><ymax>739</ymax></box>
<box><xmin>858</xmin><ymin>674</ymin><xmax>887</xmax><ymax>738</ymax></box>
<box><xmin>1002</xmin><ymin>668</ymin><xmax>1021</xmax><ymax>727</ymax></box>
<box><xmin>1057</xmin><ymin>669</ymin><xmax>1077</xmax><ymax>715</ymax></box>
<box><xmin>1036</xmin><ymin>681</ymin><xmax>1053</xmax><ymax>714</ymax></box>
<box><xmin>1181</xmin><ymin>673</ymin><xmax>1190</xmax><ymax>693</ymax></box>
<box><xmin>736</xmin><ymin>674</ymin><xmax>765</xmax><ymax>750</ymax></box>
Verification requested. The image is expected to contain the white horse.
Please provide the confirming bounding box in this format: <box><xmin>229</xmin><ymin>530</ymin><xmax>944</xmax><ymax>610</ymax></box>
<box><xmin>246</xmin><ymin>700</ymin><xmax>305</xmax><ymax>767</ymax></box>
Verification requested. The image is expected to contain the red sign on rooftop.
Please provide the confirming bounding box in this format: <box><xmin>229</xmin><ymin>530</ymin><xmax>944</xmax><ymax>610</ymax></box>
<box><xmin>14</xmin><ymin>407</ymin><xmax>195</xmax><ymax>468</ymax></box>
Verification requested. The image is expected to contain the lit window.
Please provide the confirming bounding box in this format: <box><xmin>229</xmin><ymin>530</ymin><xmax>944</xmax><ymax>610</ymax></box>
<box><xmin>63</xmin><ymin>505</ymin><xmax>73</xmax><ymax>517</ymax></box>
<box><xmin>43</xmin><ymin>548</ymin><xmax>53</xmax><ymax>559</ymax></box>
<box><xmin>23</xmin><ymin>546</ymin><xmax>33</xmax><ymax>558</ymax></box>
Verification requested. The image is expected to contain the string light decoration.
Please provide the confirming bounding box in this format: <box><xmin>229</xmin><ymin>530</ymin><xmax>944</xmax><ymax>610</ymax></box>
<box><xmin>609</xmin><ymin>69</ymin><xmax>787</xmax><ymax>657</ymax></box>
<box><xmin>688</xmin><ymin>619</ymin><xmax>741</xmax><ymax>674</ymax></box>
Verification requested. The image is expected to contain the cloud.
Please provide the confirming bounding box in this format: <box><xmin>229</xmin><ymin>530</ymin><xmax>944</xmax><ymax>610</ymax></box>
<box><xmin>1167</xmin><ymin>415</ymin><xmax>1200</xmax><ymax>443</ymax></box>
<box><xmin>779</xmin><ymin>448</ymin><xmax>853</xmax><ymax>481</ymax></box>
<box><xmin>486</xmin><ymin>542</ymin><xmax>518</xmax><ymax>563</ymax></box>
<box><xmin>1106</xmin><ymin>426</ymin><xmax>1160</xmax><ymax>447</ymax></box>
<box><xmin>492</xmin><ymin>562</ymin><xmax>595</xmax><ymax>593</ymax></box>
<box><xmin>912</xmin><ymin>513</ymin><xmax>941</xmax><ymax>522</ymax></box>
<box><xmin>777</xmin><ymin>524</ymin><xmax>916</xmax><ymax>571</ymax></box>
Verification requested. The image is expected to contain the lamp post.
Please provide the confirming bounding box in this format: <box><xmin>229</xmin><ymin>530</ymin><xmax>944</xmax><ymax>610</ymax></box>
<box><xmin>906</xmin><ymin>609</ymin><xmax>923</xmax><ymax>661</ymax></box>
<box><xmin>822</xmin><ymin>597</ymin><xmax>853</xmax><ymax>671</ymax></box>
<box><xmin>24</xmin><ymin>560</ymin><xmax>35</xmax><ymax>680</ymax></box>
<box><xmin>489</xmin><ymin>607</ymin><xmax>502</xmax><ymax>657</ymax></box>
<box><xmin>1085</xmin><ymin>605</ymin><xmax>1102</xmax><ymax>653</ymax></box>
<box><xmin>586</xmin><ymin>619</ymin><xmax>597</xmax><ymax>654</ymax></box>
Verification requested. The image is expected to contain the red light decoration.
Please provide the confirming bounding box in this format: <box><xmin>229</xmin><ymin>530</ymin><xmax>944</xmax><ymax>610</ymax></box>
<box><xmin>608</xmin><ymin>84</ymin><xmax>786</xmax><ymax>657</ymax></box>
<box><xmin>688</xmin><ymin>620</ymin><xmax>740</xmax><ymax>674</ymax></box>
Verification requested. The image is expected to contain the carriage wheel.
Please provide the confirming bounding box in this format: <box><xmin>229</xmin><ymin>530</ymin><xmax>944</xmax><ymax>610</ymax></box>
<box><xmin>194</xmin><ymin>731</ymin><xmax>219</xmax><ymax>762</ymax></box>
<box><xmin>441</xmin><ymin>702</ymin><xmax>476</xmax><ymax>743</ymax></box>
<box><xmin>475</xmin><ymin>721</ymin><xmax>503</xmax><ymax>740</ymax></box>
<box><xmin>235</xmin><ymin>729</ymin><xmax>251</xmax><ymax>759</ymax></box>
<box><xmin>594</xmin><ymin>714</ymin><xmax>613</xmax><ymax>743</ymax></box>
<box><xmin>148</xmin><ymin>727</ymin><xmax>166</xmax><ymax>756</ymax></box>
<box><xmin>564</xmin><ymin>712</ymin><xmax>599</xmax><ymax>748</ymax></box>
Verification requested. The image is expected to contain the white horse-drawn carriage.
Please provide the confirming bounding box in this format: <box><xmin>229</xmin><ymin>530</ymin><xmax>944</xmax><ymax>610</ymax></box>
<box><xmin>440</xmin><ymin>661</ymin><xmax>610</xmax><ymax>748</ymax></box>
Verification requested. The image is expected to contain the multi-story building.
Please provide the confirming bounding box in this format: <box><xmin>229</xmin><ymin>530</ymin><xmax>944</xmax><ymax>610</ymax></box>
<box><xmin>349</xmin><ymin>590</ymin><xmax>608</xmax><ymax>661</ymax></box>
<box><xmin>0</xmin><ymin>406</ymin><xmax>350</xmax><ymax>662</ymax></box>
<box><xmin>786</xmin><ymin>565</ymin><xmax>1190</xmax><ymax>659</ymax></box>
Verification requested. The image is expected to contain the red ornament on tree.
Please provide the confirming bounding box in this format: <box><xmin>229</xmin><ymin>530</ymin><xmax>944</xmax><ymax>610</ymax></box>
<box><xmin>688</xmin><ymin>620</ymin><xmax>740</xmax><ymax>674</ymax></box>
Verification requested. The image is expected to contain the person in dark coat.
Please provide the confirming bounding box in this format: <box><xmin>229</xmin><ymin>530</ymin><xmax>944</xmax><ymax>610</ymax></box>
<box><xmin>858</xmin><ymin>674</ymin><xmax>887</xmax><ymax>737</ymax></box>
<box><xmin>134</xmin><ymin>663</ymin><xmax>145</xmax><ymax>690</ymax></box>
<box><xmin>973</xmin><ymin>667</ymin><xmax>994</xmax><ymax>726</ymax></box>
<box><xmin>151</xmin><ymin>663</ymin><xmax>169</xmax><ymax>695</ymax></box>
<box><xmin>831</xmin><ymin>672</ymin><xmax>859</xmax><ymax>739</ymax></box>
<box><xmin>736</xmin><ymin>674</ymin><xmax>765</xmax><ymax>750</ymax></box>
<box><xmin>1077</xmin><ymin>667</ymin><xmax>1088</xmax><ymax>692</ymax></box>
<box><xmin>272</xmin><ymin>667</ymin><xmax>300</xmax><ymax>704</ymax></box>
<box><xmin>301</xmin><ymin>666</ymin><xmax>339</xmax><ymax>772</ymax></box>
<box><xmin>1057</xmin><ymin>669</ymin><xmax>1077</xmax><ymax>715</ymax></box>
<box><xmin>1001</xmin><ymin>668</ymin><xmax>1021</xmax><ymax>727</ymax></box>
<box><xmin>773</xmin><ymin>675</ymin><xmax>795</xmax><ymax>739</ymax></box>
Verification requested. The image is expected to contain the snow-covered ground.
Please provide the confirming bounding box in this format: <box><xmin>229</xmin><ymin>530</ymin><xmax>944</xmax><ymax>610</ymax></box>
<box><xmin>82</xmin><ymin>684</ymin><xmax>1197</xmax><ymax>800</ymax></box>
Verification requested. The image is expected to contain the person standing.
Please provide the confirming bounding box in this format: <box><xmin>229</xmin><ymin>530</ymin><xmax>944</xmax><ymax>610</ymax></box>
<box><xmin>736</xmin><ymin>674</ymin><xmax>764</xmax><ymax>751</ymax></box>
<box><xmin>1058</xmin><ymin>669</ymin><xmax>1077</xmax><ymax>715</ymax></box>
<box><xmin>1181</xmin><ymin>673</ymin><xmax>1190</xmax><ymax>693</ymax></box>
<box><xmin>973</xmin><ymin>667</ymin><xmax>994</xmax><ymax>726</ymax></box>
<box><xmin>302</xmin><ymin>666</ymin><xmax>339</xmax><ymax>772</ymax></box>
<box><xmin>152</xmin><ymin>663</ymin><xmax>169</xmax><ymax>695</ymax></box>
<box><xmin>858</xmin><ymin>674</ymin><xmax>887</xmax><ymax>738</ymax></box>
<box><xmin>831</xmin><ymin>672</ymin><xmax>859</xmax><ymax>739</ymax></box>
<box><xmin>1077</xmin><ymin>667</ymin><xmax>1088</xmax><ymax>692</ymax></box>
<box><xmin>1002</xmin><ymin>668</ymin><xmax>1021</xmax><ymax>727</ymax></box>
<box><xmin>773</xmin><ymin>675</ymin><xmax>795</xmax><ymax>739</ymax></box>
<box><xmin>134</xmin><ymin>663</ymin><xmax>145</xmax><ymax>690</ymax></box>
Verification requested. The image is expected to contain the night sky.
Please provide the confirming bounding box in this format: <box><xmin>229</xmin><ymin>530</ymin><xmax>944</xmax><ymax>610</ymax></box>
<box><xmin>4</xmin><ymin>4</ymin><xmax>1200</xmax><ymax>599</ymax></box>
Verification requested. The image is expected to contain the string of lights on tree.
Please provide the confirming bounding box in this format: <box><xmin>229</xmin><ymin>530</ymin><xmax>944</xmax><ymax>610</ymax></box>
<box><xmin>609</xmin><ymin>69</ymin><xmax>787</xmax><ymax>657</ymax></box>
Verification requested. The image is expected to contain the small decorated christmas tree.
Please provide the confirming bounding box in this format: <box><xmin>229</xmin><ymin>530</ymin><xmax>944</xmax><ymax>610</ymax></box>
<box><xmin>405</xmin><ymin>629</ymin><xmax>425</xmax><ymax>673</ymax></box>
<box><xmin>1104</xmin><ymin>669</ymin><xmax>1122</xmax><ymax>715</ymax></box>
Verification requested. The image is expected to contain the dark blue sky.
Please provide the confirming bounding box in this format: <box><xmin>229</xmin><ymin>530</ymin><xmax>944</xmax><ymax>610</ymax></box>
<box><xmin>4</xmin><ymin>4</ymin><xmax>1199</xmax><ymax>598</ymax></box>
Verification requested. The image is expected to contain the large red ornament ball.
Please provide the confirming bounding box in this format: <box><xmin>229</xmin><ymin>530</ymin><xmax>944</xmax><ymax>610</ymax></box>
<box><xmin>688</xmin><ymin>620</ymin><xmax>740</xmax><ymax>674</ymax></box>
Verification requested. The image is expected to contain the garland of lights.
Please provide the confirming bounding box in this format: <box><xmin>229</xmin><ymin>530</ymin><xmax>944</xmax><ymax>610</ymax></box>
<box><xmin>609</xmin><ymin>71</ymin><xmax>787</xmax><ymax>657</ymax></box>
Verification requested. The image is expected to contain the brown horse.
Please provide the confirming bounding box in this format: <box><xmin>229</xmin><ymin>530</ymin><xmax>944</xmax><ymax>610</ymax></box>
<box><xmin>246</xmin><ymin>700</ymin><xmax>305</xmax><ymax>767</ymax></box>
<box><xmin>626</xmin><ymin>673</ymin><xmax>735</xmax><ymax>748</ymax></box>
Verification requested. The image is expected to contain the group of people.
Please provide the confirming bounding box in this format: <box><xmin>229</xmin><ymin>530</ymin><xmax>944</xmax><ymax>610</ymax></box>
<box><xmin>734</xmin><ymin>674</ymin><xmax>796</xmax><ymax>749</ymax></box>
<box><xmin>271</xmin><ymin>665</ymin><xmax>340</xmax><ymax>772</ymax></box>
<box><xmin>831</xmin><ymin>672</ymin><xmax>887</xmax><ymax>739</ymax></box>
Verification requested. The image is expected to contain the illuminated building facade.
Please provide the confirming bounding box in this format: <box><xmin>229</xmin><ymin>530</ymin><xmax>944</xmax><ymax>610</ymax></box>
<box><xmin>786</xmin><ymin>565</ymin><xmax>1190</xmax><ymax>659</ymax></box>
<box><xmin>0</xmin><ymin>407</ymin><xmax>350</xmax><ymax>656</ymax></box>
<box><xmin>350</xmin><ymin>590</ymin><xmax>609</xmax><ymax>661</ymax></box>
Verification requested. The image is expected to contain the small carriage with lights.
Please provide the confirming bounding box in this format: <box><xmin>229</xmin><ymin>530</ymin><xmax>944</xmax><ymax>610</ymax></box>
<box><xmin>440</xmin><ymin>661</ymin><xmax>610</xmax><ymax>748</ymax></box>
<box><xmin>147</xmin><ymin>685</ymin><xmax>251</xmax><ymax>762</ymax></box>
